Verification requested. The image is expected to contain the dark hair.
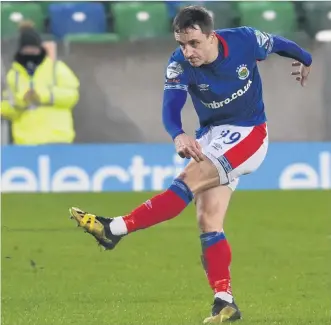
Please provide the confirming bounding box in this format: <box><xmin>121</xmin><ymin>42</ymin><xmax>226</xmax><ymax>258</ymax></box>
<box><xmin>173</xmin><ymin>5</ymin><xmax>214</xmax><ymax>34</ymax></box>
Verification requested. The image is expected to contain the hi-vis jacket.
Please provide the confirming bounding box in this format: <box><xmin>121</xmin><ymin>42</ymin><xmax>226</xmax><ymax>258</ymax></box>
<box><xmin>1</xmin><ymin>57</ymin><xmax>79</xmax><ymax>145</ymax></box>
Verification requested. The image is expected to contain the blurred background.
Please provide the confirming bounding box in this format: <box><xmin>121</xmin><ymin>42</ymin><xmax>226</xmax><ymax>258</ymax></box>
<box><xmin>1</xmin><ymin>0</ymin><xmax>331</xmax><ymax>144</ymax></box>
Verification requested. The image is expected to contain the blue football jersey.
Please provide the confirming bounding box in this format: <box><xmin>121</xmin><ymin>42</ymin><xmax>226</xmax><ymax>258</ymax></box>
<box><xmin>162</xmin><ymin>26</ymin><xmax>312</xmax><ymax>139</ymax></box>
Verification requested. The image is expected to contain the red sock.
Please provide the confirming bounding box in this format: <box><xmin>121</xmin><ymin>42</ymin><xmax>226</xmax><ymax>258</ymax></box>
<box><xmin>123</xmin><ymin>179</ymin><xmax>193</xmax><ymax>233</ymax></box>
<box><xmin>201</xmin><ymin>232</ymin><xmax>232</xmax><ymax>294</ymax></box>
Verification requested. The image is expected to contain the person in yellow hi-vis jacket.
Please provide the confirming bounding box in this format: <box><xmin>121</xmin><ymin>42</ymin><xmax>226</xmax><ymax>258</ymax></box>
<box><xmin>1</xmin><ymin>21</ymin><xmax>80</xmax><ymax>145</ymax></box>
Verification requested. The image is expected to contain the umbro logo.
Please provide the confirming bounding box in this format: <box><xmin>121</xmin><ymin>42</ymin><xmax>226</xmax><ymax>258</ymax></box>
<box><xmin>198</xmin><ymin>84</ymin><xmax>209</xmax><ymax>91</ymax></box>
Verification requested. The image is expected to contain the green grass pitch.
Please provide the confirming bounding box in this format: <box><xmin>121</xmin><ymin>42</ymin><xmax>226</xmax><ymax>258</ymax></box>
<box><xmin>1</xmin><ymin>190</ymin><xmax>330</xmax><ymax>325</ymax></box>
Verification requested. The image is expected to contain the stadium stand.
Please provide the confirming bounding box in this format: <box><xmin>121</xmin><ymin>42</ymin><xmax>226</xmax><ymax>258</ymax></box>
<box><xmin>48</xmin><ymin>2</ymin><xmax>107</xmax><ymax>38</ymax></box>
<box><xmin>1</xmin><ymin>2</ymin><xmax>44</xmax><ymax>38</ymax></box>
<box><xmin>1</xmin><ymin>1</ymin><xmax>330</xmax><ymax>43</ymax></box>
<box><xmin>301</xmin><ymin>1</ymin><xmax>331</xmax><ymax>37</ymax></box>
<box><xmin>237</xmin><ymin>1</ymin><xmax>298</xmax><ymax>37</ymax></box>
<box><xmin>201</xmin><ymin>1</ymin><xmax>239</xmax><ymax>29</ymax></box>
<box><xmin>111</xmin><ymin>2</ymin><xmax>170</xmax><ymax>40</ymax></box>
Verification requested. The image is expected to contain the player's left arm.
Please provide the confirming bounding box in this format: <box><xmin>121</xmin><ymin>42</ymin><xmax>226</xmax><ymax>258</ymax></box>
<box><xmin>246</xmin><ymin>27</ymin><xmax>312</xmax><ymax>87</ymax></box>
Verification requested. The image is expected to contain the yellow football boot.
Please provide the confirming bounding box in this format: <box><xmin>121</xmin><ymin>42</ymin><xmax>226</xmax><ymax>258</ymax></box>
<box><xmin>69</xmin><ymin>207</ymin><xmax>122</xmax><ymax>250</ymax></box>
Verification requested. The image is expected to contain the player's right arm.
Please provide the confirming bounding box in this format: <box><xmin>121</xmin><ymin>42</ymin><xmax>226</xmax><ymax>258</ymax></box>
<box><xmin>162</xmin><ymin>57</ymin><xmax>204</xmax><ymax>162</ymax></box>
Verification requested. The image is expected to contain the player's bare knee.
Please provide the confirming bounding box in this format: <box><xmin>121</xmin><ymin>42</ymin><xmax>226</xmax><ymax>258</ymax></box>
<box><xmin>178</xmin><ymin>161</ymin><xmax>200</xmax><ymax>192</ymax></box>
<box><xmin>178</xmin><ymin>159</ymin><xmax>220</xmax><ymax>195</ymax></box>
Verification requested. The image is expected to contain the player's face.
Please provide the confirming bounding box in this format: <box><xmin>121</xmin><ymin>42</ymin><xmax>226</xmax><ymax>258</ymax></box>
<box><xmin>175</xmin><ymin>26</ymin><xmax>215</xmax><ymax>67</ymax></box>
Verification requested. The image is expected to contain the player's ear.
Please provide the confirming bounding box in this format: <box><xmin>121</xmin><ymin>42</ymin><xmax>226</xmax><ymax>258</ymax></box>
<box><xmin>209</xmin><ymin>32</ymin><xmax>216</xmax><ymax>43</ymax></box>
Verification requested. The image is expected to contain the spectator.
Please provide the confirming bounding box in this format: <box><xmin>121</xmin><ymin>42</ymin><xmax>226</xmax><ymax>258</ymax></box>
<box><xmin>1</xmin><ymin>21</ymin><xmax>80</xmax><ymax>145</ymax></box>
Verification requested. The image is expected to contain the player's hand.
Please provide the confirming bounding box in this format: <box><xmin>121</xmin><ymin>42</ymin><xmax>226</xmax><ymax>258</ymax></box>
<box><xmin>291</xmin><ymin>61</ymin><xmax>311</xmax><ymax>87</ymax></box>
<box><xmin>174</xmin><ymin>133</ymin><xmax>204</xmax><ymax>162</ymax></box>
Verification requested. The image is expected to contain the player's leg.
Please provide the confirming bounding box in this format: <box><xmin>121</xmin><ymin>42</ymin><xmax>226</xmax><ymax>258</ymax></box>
<box><xmin>197</xmin><ymin>123</ymin><xmax>268</xmax><ymax>323</ymax></box>
<box><xmin>196</xmin><ymin>183</ymin><xmax>242</xmax><ymax>323</ymax></box>
<box><xmin>69</xmin><ymin>155</ymin><xmax>221</xmax><ymax>249</ymax></box>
